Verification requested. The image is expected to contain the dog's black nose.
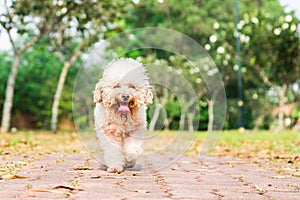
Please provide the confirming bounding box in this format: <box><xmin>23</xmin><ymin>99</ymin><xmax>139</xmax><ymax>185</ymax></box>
<box><xmin>122</xmin><ymin>94</ymin><xmax>130</xmax><ymax>100</ymax></box>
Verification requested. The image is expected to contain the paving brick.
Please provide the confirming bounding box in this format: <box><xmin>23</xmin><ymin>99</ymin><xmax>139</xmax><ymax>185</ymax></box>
<box><xmin>1</xmin><ymin>153</ymin><xmax>299</xmax><ymax>199</ymax></box>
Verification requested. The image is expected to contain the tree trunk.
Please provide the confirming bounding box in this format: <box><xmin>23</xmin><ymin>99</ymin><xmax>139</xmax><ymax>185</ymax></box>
<box><xmin>51</xmin><ymin>49</ymin><xmax>82</xmax><ymax>132</ymax></box>
<box><xmin>179</xmin><ymin>113</ymin><xmax>186</xmax><ymax>130</ymax></box>
<box><xmin>149</xmin><ymin>88</ymin><xmax>169</xmax><ymax>131</ymax></box>
<box><xmin>164</xmin><ymin>118</ymin><xmax>170</xmax><ymax>130</ymax></box>
<box><xmin>207</xmin><ymin>99</ymin><xmax>214</xmax><ymax>131</ymax></box>
<box><xmin>1</xmin><ymin>54</ymin><xmax>21</xmax><ymax>133</ymax></box>
<box><xmin>148</xmin><ymin>104</ymin><xmax>162</xmax><ymax>132</ymax></box>
<box><xmin>187</xmin><ymin>113</ymin><xmax>194</xmax><ymax>132</ymax></box>
<box><xmin>51</xmin><ymin>62</ymin><xmax>71</xmax><ymax>132</ymax></box>
<box><xmin>276</xmin><ymin>84</ymin><xmax>287</xmax><ymax>132</ymax></box>
<box><xmin>253</xmin><ymin>114</ymin><xmax>264</xmax><ymax>130</ymax></box>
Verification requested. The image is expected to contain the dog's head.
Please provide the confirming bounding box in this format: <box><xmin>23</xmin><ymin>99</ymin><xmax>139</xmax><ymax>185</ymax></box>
<box><xmin>93</xmin><ymin>58</ymin><xmax>153</xmax><ymax>117</ymax></box>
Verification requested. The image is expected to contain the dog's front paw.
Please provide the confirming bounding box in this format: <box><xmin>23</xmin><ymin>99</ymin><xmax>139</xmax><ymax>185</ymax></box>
<box><xmin>107</xmin><ymin>167</ymin><xmax>124</xmax><ymax>173</ymax></box>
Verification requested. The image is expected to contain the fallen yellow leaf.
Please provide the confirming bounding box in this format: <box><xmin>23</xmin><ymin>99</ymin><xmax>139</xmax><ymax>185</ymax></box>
<box><xmin>32</xmin><ymin>189</ymin><xmax>73</xmax><ymax>196</ymax></box>
<box><xmin>2</xmin><ymin>174</ymin><xmax>29</xmax><ymax>180</ymax></box>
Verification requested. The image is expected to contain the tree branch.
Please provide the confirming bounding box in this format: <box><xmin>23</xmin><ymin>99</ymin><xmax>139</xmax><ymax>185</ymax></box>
<box><xmin>3</xmin><ymin>0</ymin><xmax>17</xmax><ymax>54</ymax></box>
<box><xmin>6</xmin><ymin>28</ymin><xmax>17</xmax><ymax>54</ymax></box>
<box><xmin>19</xmin><ymin>33</ymin><xmax>43</xmax><ymax>53</ymax></box>
<box><xmin>20</xmin><ymin>1</ymin><xmax>77</xmax><ymax>54</ymax></box>
<box><xmin>253</xmin><ymin>64</ymin><xmax>275</xmax><ymax>88</ymax></box>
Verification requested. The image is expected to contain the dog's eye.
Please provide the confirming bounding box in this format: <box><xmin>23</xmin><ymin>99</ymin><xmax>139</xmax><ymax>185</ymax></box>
<box><xmin>129</xmin><ymin>84</ymin><xmax>136</xmax><ymax>89</ymax></box>
<box><xmin>113</xmin><ymin>84</ymin><xmax>120</xmax><ymax>89</ymax></box>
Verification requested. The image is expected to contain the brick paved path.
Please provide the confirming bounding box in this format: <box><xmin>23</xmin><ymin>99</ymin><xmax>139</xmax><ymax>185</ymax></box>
<box><xmin>1</xmin><ymin>153</ymin><xmax>299</xmax><ymax>199</ymax></box>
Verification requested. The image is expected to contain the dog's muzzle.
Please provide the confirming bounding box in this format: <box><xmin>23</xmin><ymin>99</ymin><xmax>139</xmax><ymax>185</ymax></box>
<box><xmin>117</xmin><ymin>94</ymin><xmax>131</xmax><ymax>115</ymax></box>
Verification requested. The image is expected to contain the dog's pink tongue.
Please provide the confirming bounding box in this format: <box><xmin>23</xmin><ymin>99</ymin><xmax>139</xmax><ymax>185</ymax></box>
<box><xmin>118</xmin><ymin>105</ymin><xmax>130</xmax><ymax>114</ymax></box>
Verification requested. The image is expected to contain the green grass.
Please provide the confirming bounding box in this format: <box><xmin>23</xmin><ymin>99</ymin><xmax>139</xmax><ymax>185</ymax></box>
<box><xmin>220</xmin><ymin>130</ymin><xmax>299</xmax><ymax>144</ymax></box>
<box><xmin>213</xmin><ymin>130</ymin><xmax>300</xmax><ymax>155</ymax></box>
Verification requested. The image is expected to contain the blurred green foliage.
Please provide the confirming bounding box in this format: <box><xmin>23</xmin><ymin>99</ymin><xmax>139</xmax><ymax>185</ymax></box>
<box><xmin>0</xmin><ymin>39</ymin><xmax>79</xmax><ymax>129</ymax></box>
<box><xmin>0</xmin><ymin>0</ymin><xmax>299</xmax><ymax>130</ymax></box>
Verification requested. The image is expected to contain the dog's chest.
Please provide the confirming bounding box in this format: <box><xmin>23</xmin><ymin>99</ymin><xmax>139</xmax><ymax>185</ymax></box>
<box><xmin>100</xmin><ymin>118</ymin><xmax>140</xmax><ymax>144</ymax></box>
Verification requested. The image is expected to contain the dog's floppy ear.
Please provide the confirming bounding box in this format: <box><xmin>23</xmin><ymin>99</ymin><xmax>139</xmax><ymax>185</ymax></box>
<box><xmin>93</xmin><ymin>82</ymin><xmax>102</xmax><ymax>103</ymax></box>
<box><xmin>142</xmin><ymin>86</ymin><xmax>153</xmax><ymax>104</ymax></box>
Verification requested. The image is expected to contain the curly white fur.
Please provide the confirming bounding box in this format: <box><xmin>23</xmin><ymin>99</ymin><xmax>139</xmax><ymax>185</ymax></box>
<box><xmin>93</xmin><ymin>58</ymin><xmax>152</xmax><ymax>173</ymax></box>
